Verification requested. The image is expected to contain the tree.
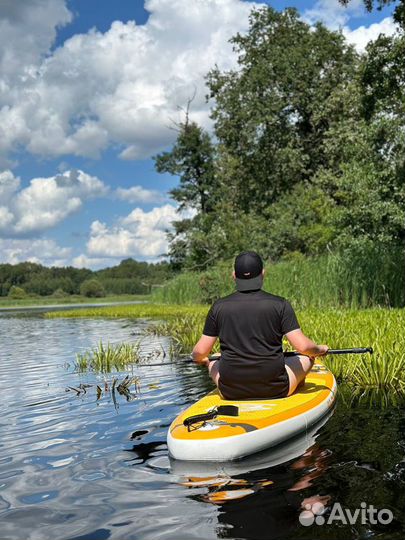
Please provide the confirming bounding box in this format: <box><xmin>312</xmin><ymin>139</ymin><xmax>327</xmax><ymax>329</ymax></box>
<box><xmin>154</xmin><ymin>115</ymin><xmax>220</xmax><ymax>268</ymax></box>
<box><xmin>154</xmin><ymin>5</ymin><xmax>404</xmax><ymax>269</ymax></box>
<box><xmin>154</xmin><ymin>117</ymin><xmax>218</xmax><ymax>214</ymax></box>
<box><xmin>207</xmin><ymin>7</ymin><xmax>358</xmax><ymax>212</ymax></box>
<box><xmin>314</xmin><ymin>74</ymin><xmax>405</xmax><ymax>250</ymax></box>
<box><xmin>80</xmin><ymin>279</ymin><xmax>106</xmax><ymax>298</ymax></box>
<box><xmin>8</xmin><ymin>286</ymin><xmax>27</xmax><ymax>299</ymax></box>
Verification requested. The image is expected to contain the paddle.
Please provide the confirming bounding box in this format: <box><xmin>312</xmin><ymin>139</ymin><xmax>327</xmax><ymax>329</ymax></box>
<box><xmin>131</xmin><ymin>347</ymin><xmax>373</xmax><ymax>367</ymax></box>
<box><xmin>284</xmin><ymin>347</ymin><xmax>373</xmax><ymax>357</ymax></box>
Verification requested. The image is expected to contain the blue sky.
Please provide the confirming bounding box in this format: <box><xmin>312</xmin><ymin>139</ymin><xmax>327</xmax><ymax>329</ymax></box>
<box><xmin>0</xmin><ymin>0</ymin><xmax>397</xmax><ymax>269</ymax></box>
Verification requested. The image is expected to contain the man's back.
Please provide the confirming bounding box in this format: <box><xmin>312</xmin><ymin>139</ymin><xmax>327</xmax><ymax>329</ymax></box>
<box><xmin>203</xmin><ymin>290</ymin><xmax>299</xmax><ymax>399</ymax></box>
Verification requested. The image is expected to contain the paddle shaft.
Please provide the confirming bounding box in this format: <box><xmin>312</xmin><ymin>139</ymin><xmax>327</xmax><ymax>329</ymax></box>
<box><xmin>129</xmin><ymin>347</ymin><xmax>373</xmax><ymax>367</ymax></box>
<box><xmin>283</xmin><ymin>347</ymin><xmax>373</xmax><ymax>357</ymax></box>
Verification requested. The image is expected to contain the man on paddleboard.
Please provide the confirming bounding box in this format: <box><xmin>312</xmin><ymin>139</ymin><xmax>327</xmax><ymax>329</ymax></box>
<box><xmin>192</xmin><ymin>251</ymin><xmax>328</xmax><ymax>399</ymax></box>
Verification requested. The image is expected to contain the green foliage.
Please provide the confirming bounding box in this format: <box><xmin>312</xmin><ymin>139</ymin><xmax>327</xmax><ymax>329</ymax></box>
<box><xmin>147</xmin><ymin>305</ymin><xmax>405</xmax><ymax>390</ymax></box>
<box><xmin>52</xmin><ymin>288</ymin><xmax>68</xmax><ymax>298</ymax></box>
<box><xmin>207</xmin><ymin>7</ymin><xmax>358</xmax><ymax>210</ymax></box>
<box><xmin>75</xmin><ymin>341</ymin><xmax>141</xmax><ymax>373</ymax></box>
<box><xmin>0</xmin><ymin>258</ymin><xmax>172</xmax><ymax>298</ymax></box>
<box><xmin>151</xmin><ymin>4</ymin><xmax>404</xmax><ymax>302</ymax></box>
<box><xmin>98</xmin><ymin>278</ymin><xmax>147</xmax><ymax>295</ymax></box>
<box><xmin>47</xmin><ymin>300</ymin><xmax>405</xmax><ymax>389</ymax></box>
<box><xmin>80</xmin><ymin>279</ymin><xmax>106</xmax><ymax>298</ymax></box>
<box><xmin>154</xmin><ymin>119</ymin><xmax>220</xmax><ymax>269</ymax></box>
<box><xmin>265</xmin><ymin>183</ymin><xmax>336</xmax><ymax>258</ymax></box>
<box><xmin>8</xmin><ymin>285</ymin><xmax>27</xmax><ymax>299</ymax></box>
<box><xmin>154</xmin><ymin>119</ymin><xmax>217</xmax><ymax>214</ymax></box>
<box><xmin>151</xmin><ymin>251</ymin><xmax>404</xmax><ymax>308</ymax></box>
<box><xmin>46</xmin><ymin>303</ymin><xmax>208</xmax><ymax>319</ymax></box>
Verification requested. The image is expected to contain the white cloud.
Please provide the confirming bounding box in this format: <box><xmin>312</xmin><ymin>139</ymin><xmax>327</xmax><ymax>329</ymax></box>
<box><xmin>0</xmin><ymin>169</ymin><xmax>108</xmax><ymax>236</ymax></box>
<box><xmin>303</xmin><ymin>0</ymin><xmax>364</xmax><ymax>28</ymax></box>
<box><xmin>71</xmin><ymin>254</ymin><xmax>116</xmax><ymax>269</ymax></box>
<box><xmin>343</xmin><ymin>17</ymin><xmax>398</xmax><ymax>51</ymax></box>
<box><xmin>0</xmin><ymin>238</ymin><xmax>71</xmax><ymax>266</ymax></box>
<box><xmin>0</xmin><ymin>0</ymin><xmax>400</xmax><ymax>164</ymax></box>
<box><xmin>87</xmin><ymin>204</ymin><xmax>183</xmax><ymax>260</ymax></box>
<box><xmin>0</xmin><ymin>0</ymin><xmax>72</xmax><ymax>84</ymax></box>
<box><xmin>0</xmin><ymin>169</ymin><xmax>20</xmax><ymax>200</ymax></box>
<box><xmin>304</xmin><ymin>0</ymin><xmax>398</xmax><ymax>52</ymax></box>
<box><xmin>0</xmin><ymin>0</ymin><xmax>256</xmax><ymax>162</ymax></box>
<box><xmin>115</xmin><ymin>185</ymin><xmax>166</xmax><ymax>204</ymax></box>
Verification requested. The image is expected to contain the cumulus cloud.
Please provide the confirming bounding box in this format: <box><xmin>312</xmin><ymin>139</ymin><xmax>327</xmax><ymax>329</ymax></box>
<box><xmin>0</xmin><ymin>0</ymin><xmax>398</xmax><ymax>164</ymax></box>
<box><xmin>343</xmin><ymin>17</ymin><xmax>398</xmax><ymax>51</ymax></box>
<box><xmin>0</xmin><ymin>238</ymin><xmax>71</xmax><ymax>266</ymax></box>
<box><xmin>87</xmin><ymin>204</ymin><xmax>184</xmax><ymax>260</ymax></box>
<box><xmin>115</xmin><ymin>185</ymin><xmax>166</xmax><ymax>204</ymax></box>
<box><xmin>0</xmin><ymin>169</ymin><xmax>108</xmax><ymax>236</ymax></box>
<box><xmin>303</xmin><ymin>0</ymin><xmax>365</xmax><ymax>28</ymax></box>
<box><xmin>0</xmin><ymin>0</ymin><xmax>256</xmax><ymax>162</ymax></box>
<box><xmin>71</xmin><ymin>254</ymin><xmax>116</xmax><ymax>269</ymax></box>
<box><xmin>0</xmin><ymin>0</ymin><xmax>71</xmax><ymax>84</ymax></box>
<box><xmin>303</xmin><ymin>0</ymin><xmax>398</xmax><ymax>51</ymax></box>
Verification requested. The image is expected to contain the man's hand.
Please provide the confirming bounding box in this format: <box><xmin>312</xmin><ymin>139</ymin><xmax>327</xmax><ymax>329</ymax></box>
<box><xmin>317</xmin><ymin>345</ymin><xmax>329</xmax><ymax>356</ymax></box>
<box><xmin>194</xmin><ymin>356</ymin><xmax>210</xmax><ymax>367</ymax></box>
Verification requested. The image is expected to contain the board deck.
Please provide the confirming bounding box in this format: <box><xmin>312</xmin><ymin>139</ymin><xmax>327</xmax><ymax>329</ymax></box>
<box><xmin>168</xmin><ymin>361</ymin><xmax>336</xmax><ymax>461</ymax></box>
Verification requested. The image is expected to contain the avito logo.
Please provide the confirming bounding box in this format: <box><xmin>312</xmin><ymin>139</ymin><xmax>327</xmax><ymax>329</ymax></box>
<box><xmin>299</xmin><ymin>501</ymin><xmax>393</xmax><ymax>527</ymax></box>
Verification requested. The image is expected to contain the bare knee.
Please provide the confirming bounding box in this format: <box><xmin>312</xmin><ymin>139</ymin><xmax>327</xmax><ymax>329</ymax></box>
<box><xmin>285</xmin><ymin>354</ymin><xmax>314</xmax><ymax>396</ymax></box>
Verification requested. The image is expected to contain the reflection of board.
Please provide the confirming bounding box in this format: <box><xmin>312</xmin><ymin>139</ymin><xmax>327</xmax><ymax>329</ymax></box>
<box><xmin>170</xmin><ymin>408</ymin><xmax>334</xmax><ymax>477</ymax></box>
<box><xmin>167</xmin><ymin>361</ymin><xmax>337</xmax><ymax>461</ymax></box>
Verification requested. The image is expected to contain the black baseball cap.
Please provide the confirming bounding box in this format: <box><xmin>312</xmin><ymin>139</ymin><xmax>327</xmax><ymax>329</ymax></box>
<box><xmin>234</xmin><ymin>251</ymin><xmax>264</xmax><ymax>291</ymax></box>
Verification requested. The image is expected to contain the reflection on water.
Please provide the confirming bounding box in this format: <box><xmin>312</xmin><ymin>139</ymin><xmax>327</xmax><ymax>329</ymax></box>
<box><xmin>0</xmin><ymin>315</ymin><xmax>404</xmax><ymax>540</ymax></box>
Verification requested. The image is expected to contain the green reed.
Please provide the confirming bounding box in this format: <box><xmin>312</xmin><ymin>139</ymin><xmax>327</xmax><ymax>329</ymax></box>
<box><xmin>75</xmin><ymin>341</ymin><xmax>141</xmax><ymax>373</ymax></box>
<box><xmin>151</xmin><ymin>249</ymin><xmax>405</xmax><ymax>309</ymax></box>
<box><xmin>48</xmin><ymin>299</ymin><xmax>405</xmax><ymax>389</ymax></box>
<box><xmin>47</xmin><ymin>303</ymin><xmax>207</xmax><ymax>319</ymax></box>
<box><xmin>148</xmin><ymin>307</ymin><xmax>405</xmax><ymax>390</ymax></box>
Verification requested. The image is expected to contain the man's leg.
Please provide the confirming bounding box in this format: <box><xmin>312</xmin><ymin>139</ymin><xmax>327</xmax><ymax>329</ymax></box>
<box><xmin>285</xmin><ymin>355</ymin><xmax>315</xmax><ymax>396</ymax></box>
<box><xmin>208</xmin><ymin>360</ymin><xmax>220</xmax><ymax>387</ymax></box>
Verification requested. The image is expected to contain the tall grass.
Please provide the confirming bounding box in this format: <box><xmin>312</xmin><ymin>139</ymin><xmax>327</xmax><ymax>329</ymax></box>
<box><xmin>47</xmin><ymin>303</ymin><xmax>207</xmax><ymax>319</ymax></box>
<box><xmin>148</xmin><ymin>307</ymin><xmax>405</xmax><ymax>391</ymax></box>
<box><xmin>151</xmin><ymin>248</ymin><xmax>404</xmax><ymax>308</ymax></box>
<box><xmin>75</xmin><ymin>341</ymin><xmax>141</xmax><ymax>372</ymax></box>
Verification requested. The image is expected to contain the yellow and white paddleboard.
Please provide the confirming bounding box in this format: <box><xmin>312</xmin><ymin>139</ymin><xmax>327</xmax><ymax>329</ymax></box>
<box><xmin>167</xmin><ymin>361</ymin><xmax>337</xmax><ymax>462</ymax></box>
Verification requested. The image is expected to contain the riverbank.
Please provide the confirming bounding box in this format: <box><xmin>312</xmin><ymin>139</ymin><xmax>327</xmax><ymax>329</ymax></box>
<box><xmin>46</xmin><ymin>303</ymin><xmax>405</xmax><ymax>391</ymax></box>
<box><xmin>0</xmin><ymin>294</ymin><xmax>149</xmax><ymax>309</ymax></box>
<box><xmin>46</xmin><ymin>303</ymin><xmax>206</xmax><ymax>319</ymax></box>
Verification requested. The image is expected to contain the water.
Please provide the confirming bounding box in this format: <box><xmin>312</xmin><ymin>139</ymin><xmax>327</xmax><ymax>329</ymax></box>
<box><xmin>0</xmin><ymin>315</ymin><xmax>404</xmax><ymax>540</ymax></box>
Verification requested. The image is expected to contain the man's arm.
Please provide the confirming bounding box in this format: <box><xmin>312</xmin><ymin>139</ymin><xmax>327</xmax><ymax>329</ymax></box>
<box><xmin>192</xmin><ymin>335</ymin><xmax>218</xmax><ymax>365</ymax></box>
<box><xmin>285</xmin><ymin>329</ymin><xmax>328</xmax><ymax>357</ymax></box>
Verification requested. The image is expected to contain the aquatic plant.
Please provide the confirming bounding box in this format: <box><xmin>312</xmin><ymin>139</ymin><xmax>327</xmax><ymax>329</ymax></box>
<box><xmin>66</xmin><ymin>375</ymin><xmax>141</xmax><ymax>409</ymax></box>
<box><xmin>51</xmin><ymin>301</ymin><xmax>405</xmax><ymax>389</ymax></box>
<box><xmin>47</xmin><ymin>303</ymin><xmax>206</xmax><ymax>319</ymax></box>
<box><xmin>75</xmin><ymin>341</ymin><xmax>141</xmax><ymax>373</ymax></box>
<box><xmin>151</xmin><ymin>251</ymin><xmax>405</xmax><ymax>308</ymax></box>
<box><xmin>148</xmin><ymin>307</ymin><xmax>405</xmax><ymax>391</ymax></box>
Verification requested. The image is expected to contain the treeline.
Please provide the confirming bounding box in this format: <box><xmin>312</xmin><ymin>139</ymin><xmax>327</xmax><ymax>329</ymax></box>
<box><xmin>153</xmin><ymin>5</ymin><xmax>404</xmax><ymax>306</ymax></box>
<box><xmin>0</xmin><ymin>259</ymin><xmax>172</xmax><ymax>298</ymax></box>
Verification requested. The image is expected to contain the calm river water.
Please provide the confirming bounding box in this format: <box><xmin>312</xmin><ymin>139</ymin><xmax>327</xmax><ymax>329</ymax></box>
<box><xmin>0</xmin><ymin>314</ymin><xmax>404</xmax><ymax>540</ymax></box>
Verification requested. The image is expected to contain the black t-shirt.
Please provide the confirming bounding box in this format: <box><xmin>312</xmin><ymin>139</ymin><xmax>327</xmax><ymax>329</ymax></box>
<box><xmin>203</xmin><ymin>289</ymin><xmax>300</xmax><ymax>400</ymax></box>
